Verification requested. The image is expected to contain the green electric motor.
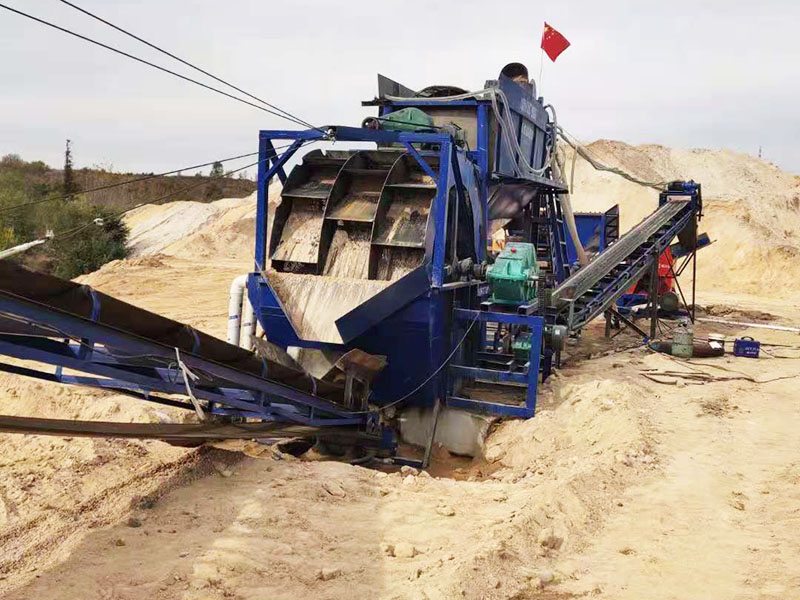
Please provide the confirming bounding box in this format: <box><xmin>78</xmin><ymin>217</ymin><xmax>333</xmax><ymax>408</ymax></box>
<box><xmin>512</xmin><ymin>332</ymin><xmax>532</xmax><ymax>361</ymax></box>
<box><xmin>363</xmin><ymin>107</ymin><xmax>435</xmax><ymax>133</ymax></box>
<box><xmin>362</xmin><ymin>107</ymin><xmax>465</xmax><ymax>146</ymax></box>
<box><xmin>486</xmin><ymin>242</ymin><xmax>540</xmax><ymax>305</ymax></box>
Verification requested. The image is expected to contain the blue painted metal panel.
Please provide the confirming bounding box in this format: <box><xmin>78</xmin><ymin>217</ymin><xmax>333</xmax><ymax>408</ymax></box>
<box><xmin>431</xmin><ymin>142</ymin><xmax>452</xmax><ymax>287</ymax></box>
<box><xmin>492</xmin><ymin>76</ymin><xmax>550</xmax><ymax>178</ymax></box>
<box><xmin>476</xmin><ymin>103</ymin><xmax>490</xmax><ymax>261</ymax></box>
<box><xmin>351</xmin><ymin>290</ymin><xmax>448</xmax><ymax>407</ymax></box>
<box><xmin>336</xmin><ymin>265</ymin><xmax>431</xmax><ymax>344</ymax></box>
<box><xmin>566</xmin><ymin>206</ymin><xmax>621</xmax><ymax>265</ymax></box>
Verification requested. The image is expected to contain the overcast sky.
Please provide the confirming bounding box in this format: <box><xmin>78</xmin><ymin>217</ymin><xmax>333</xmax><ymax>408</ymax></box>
<box><xmin>1</xmin><ymin>0</ymin><xmax>798</xmax><ymax>176</ymax></box>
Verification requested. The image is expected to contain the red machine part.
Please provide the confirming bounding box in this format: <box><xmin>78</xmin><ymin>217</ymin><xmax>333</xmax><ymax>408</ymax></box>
<box><xmin>627</xmin><ymin>247</ymin><xmax>675</xmax><ymax>296</ymax></box>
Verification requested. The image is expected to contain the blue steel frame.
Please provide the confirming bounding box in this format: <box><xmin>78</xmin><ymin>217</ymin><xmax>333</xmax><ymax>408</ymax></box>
<box><xmin>249</xmin><ymin>82</ymin><xmax>562</xmax><ymax>420</ymax></box>
<box><xmin>253</xmin><ymin>125</ymin><xmax>457</xmax><ymax>284</ymax></box>
<box><xmin>251</xmin><ymin>125</ymin><xmax>550</xmax><ymax>419</ymax></box>
<box><xmin>447</xmin><ymin>309</ymin><xmax>544</xmax><ymax>418</ymax></box>
<box><xmin>0</xmin><ymin>292</ymin><xmax>368</xmax><ymax>428</ymax></box>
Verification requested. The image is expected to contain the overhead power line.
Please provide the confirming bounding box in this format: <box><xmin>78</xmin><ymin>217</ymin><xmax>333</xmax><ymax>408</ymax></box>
<box><xmin>557</xmin><ymin>127</ymin><xmax>665</xmax><ymax>191</ymax></box>
<box><xmin>57</xmin><ymin>0</ymin><xmax>317</xmax><ymax>130</ymax></box>
<box><xmin>54</xmin><ymin>140</ymin><xmax>316</xmax><ymax>242</ymax></box>
<box><xmin>0</xmin><ymin>150</ymin><xmax>262</xmax><ymax>214</ymax></box>
<box><xmin>0</xmin><ymin>3</ymin><xmax>312</xmax><ymax>128</ymax></box>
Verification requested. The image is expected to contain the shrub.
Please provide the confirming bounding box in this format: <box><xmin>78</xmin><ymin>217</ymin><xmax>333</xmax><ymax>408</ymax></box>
<box><xmin>43</xmin><ymin>200</ymin><xmax>129</xmax><ymax>279</ymax></box>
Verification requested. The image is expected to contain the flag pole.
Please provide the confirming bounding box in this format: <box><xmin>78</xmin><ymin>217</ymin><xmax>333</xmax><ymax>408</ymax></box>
<box><xmin>538</xmin><ymin>47</ymin><xmax>544</xmax><ymax>98</ymax></box>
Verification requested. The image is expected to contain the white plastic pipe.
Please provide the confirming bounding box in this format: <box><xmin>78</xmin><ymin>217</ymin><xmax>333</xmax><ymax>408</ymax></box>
<box><xmin>227</xmin><ymin>274</ymin><xmax>248</xmax><ymax>346</ymax></box>
<box><xmin>0</xmin><ymin>237</ymin><xmax>48</xmax><ymax>260</ymax></box>
<box><xmin>241</xmin><ymin>295</ymin><xmax>257</xmax><ymax>351</ymax></box>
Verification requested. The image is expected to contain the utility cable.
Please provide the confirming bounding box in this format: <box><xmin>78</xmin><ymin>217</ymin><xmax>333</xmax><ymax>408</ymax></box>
<box><xmin>557</xmin><ymin>127</ymin><xmax>666</xmax><ymax>191</ymax></box>
<box><xmin>0</xmin><ymin>149</ymin><xmax>262</xmax><ymax>214</ymax></box>
<box><xmin>57</xmin><ymin>0</ymin><xmax>316</xmax><ymax>130</ymax></box>
<box><xmin>53</xmin><ymin>140</ymin><xmax>316</xmax><ymax>242</ymax></box>
<box><xmin>175</xmin><ymin>347</ymin><xmax>206</xmax><ymax>421</ymax></box>
<box><xmin>52</xmin><ymin>159</ymin><xmax>260</xmax><ymax>241</ymax></box>
<box><xmin>0</xmin><ymin>3</ymin><xmax>312</xmax><ymax>128</ymax></box>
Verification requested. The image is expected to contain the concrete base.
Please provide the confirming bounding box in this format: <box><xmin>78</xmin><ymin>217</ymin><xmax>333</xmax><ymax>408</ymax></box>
<box><xmin>399</xmin><ymin>406</ymin><xmax>494</xmax><ymax>458</ymax></box>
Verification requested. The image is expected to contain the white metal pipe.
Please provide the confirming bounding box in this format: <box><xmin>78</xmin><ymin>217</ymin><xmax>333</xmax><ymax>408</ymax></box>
<box><xmin>227</xmin><ymin>274</ymin><xmax>248</xmax><ymax>346</ymax></box>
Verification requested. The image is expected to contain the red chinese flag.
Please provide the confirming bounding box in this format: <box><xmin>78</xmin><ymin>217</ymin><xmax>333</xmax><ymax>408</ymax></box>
<box><xmin>541</xmin><ymin>22</ymin><xmax>570</xmax><ymax>62</ymax></box>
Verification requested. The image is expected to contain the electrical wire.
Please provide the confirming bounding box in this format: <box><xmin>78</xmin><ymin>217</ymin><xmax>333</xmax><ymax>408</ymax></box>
<box><xmin>53</xmin><ymin>140</ymin><xmax>316</xmax><ymax>242</ymax></box>
<box><xmin>52</xmin><ymin>158</ymin><xmax>259</xmax><ymax>241</ymax></box>
<box><xmin>57</xmin><ymin>0</ymin><xmax>317</xmax><ymax>131</ymax></box>
<box><xmin>641</xmin><ymin>348</ymin><xmax>800</xmax><ymax>385</ymax></box>
<box><xmin>0</xmin><ymin>150</ymin><xmax>261</xmax><ymax>214</ymax></box>
<box><xmin>0</xmin><ymin>3</ymin><xmax>312</xmax><ymax>129</ymax></box>
<box><xmin>557</xmin><ymin>127</ymin><xmax>666</xmax><ymax>191</ymax></box>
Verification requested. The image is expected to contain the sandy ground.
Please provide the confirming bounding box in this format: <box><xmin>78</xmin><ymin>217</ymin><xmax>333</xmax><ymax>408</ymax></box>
<box><xmin>6</xmin><ymin>308</ymin><xmax>800</xmax><ymax>600</ymax></box>
<box><xmin>0</xmin><ymin>255</ymin><xmax>251</xmax><ymax>595</ymax></box>
<box><xmin>1</xmin><ymin>142</ymin><xmax>800</xmax><ymax>599</ymax></box>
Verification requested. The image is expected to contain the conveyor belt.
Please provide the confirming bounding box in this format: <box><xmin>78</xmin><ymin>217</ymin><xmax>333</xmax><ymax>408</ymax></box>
<box><xmin>553</xmin><ymin>199</ymin><xmax>688</xmax><ymax>302</ymax></box>
<box><xmin>551</xmin><ymin>196</ymin><xmax>696</xmax><ymax>332</ymax></box>
<box><xmin>0</xmin><ymin>261</ymin><xmax>339</xmax><ymax>397</ymax></box>
<box><xmin>0</xmin><ymin>415</ymin><xmax>378</xmax><ymax>446</ymax></box>
<box><xmin>0</xmin><ymin>261</ymin><xmax>365</xmax><ymax>427</ymax></box>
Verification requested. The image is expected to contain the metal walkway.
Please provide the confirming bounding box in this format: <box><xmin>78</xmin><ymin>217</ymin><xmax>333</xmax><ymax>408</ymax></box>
<box><xmin>552</xmin><ymin>195</ymin><xmax>698</xmax><ymax>332</ymax></box>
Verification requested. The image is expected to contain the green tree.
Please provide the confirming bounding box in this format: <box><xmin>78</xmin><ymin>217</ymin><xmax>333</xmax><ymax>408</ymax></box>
<box><xmin>210</xmin><ymin>161</ymin><xmax>224</xmax><ymax>178</ymax></box>
<box><xmin>63</xmin><ymin>139</ymin><xmax>79</xmax><ymax>198</ymax></box>
<box><xmin>0</xmin><ymin>153</ymin><xmax>126</xmax><ymax>276</ymax></box>
<box><xmin>0</xmin><ymin>169</ymin><xmax>36</xmax><ymax>249</ymax></box>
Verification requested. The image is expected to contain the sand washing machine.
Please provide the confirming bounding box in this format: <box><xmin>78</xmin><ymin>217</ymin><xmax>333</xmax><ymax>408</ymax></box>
<box><xmin>0</xmin><ymin>69</ymin><xmax>702</xmax><ymax>461</ymax></box>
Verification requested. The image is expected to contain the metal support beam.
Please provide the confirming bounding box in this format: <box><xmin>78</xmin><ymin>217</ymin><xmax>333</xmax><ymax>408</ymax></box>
<box><xmin>649</xmin><ymin>256</ymin><xmax>659</xmax><ymax>339</ymax></box>
<box><xmin>608</xmin><ymin>308</ymin><xmax>650</xmax><ymax>340</ymax></box>
<box><xmin>691</xmin><ymin>228</ymin><xmax>698</xmax><ymax>322</ymax></box>
<box><xmin>667</xmin><ymin>256</ymin><xmax>694</xmax><ymax>323</ymax></box>
<box><xmin>422</xmin><ymin>397</ymin><xmax>442</xmax><ymax>469</ymax></box>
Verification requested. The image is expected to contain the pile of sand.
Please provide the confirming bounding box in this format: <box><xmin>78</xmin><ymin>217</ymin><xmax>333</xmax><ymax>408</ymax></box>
<box><xmin>3</xmin><ymin>345</ymin><xmax>664</xmax><ymax>599</ymax></box>
<box><xmin>567</xmin><ymin>141</ymin><xmax>800</xmax><ymax>298</ymax></box>
<box><xmin>124</xmin><ymin>188</ymin><xmax>279</xmax><ymax>262</ymax></box>
<box><xmin>122</xmin><ymin>142</ymin><xmax>800</xmax><ymax>300</ymax></box>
